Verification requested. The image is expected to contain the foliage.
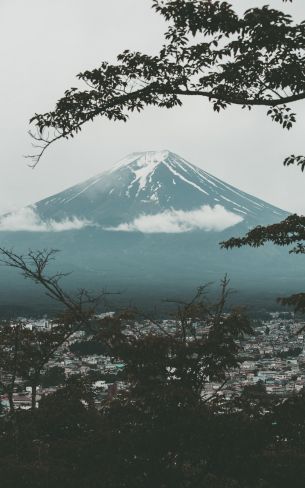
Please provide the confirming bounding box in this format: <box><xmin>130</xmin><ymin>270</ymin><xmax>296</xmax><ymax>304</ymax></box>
<box><xmin>0</xmin><ymin>248</ymin><xmax>106</xmax><ymax>411</ymax></box>
<box><xmin>1</xmin><ymin>306</ymin><xmax>305</xmax><ymax>488</ymax></box>
<box><xmin>0</xmin><ymin>320</ymin><xmax>71</xmax><ymax>410</ymax></box>
<box><xmin>1</xmin><ymin>1</ymin><xmax>305</xmax><ymax>485</ymax></box>
<box><xmin>94</xmin><ymin>278</ymin><xmax>253</xmax><ymax>401</ymax></box>
<box><xmin>221</xmin><ymin>214</ymin><xmax>305</xmax><ymax>313</ymax></box>
<box><xmin>222</xmin><ymin>214</ymin><xmax>305</xmax><ymax>253</ymax></box>
<box><xmin>0</xmin><ymin>247</ymin><xmax>258</xmax><ymax>486</ymax></box>
<box><xmin>0</xmin><ymin>249</ymin><xmax>305</xmax><ymax>487</ymax></box>
<box><xmin>40</xmin><ymin>366</ymin><xmax>65</xmax><ymax>388</ymax></box>
<box><xmin>277</xmin><ymin>346</ymin><xmax>302</xmax><ymax>358</ymax></box>
<box><xmin>27</xmin><ymin>0</ymin><xmax>305</xmax><ymax>166</ymax></box>
<box><xmin>69</xmin><ymin>339</ymin><xmax>110</xmax><ymax>357</ymax></box>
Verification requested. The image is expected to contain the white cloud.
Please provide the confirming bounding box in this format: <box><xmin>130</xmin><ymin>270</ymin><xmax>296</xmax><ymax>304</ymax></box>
<box><xmin>105</xmin><ymin>204</ymin><xmax>243</xmax><ymax>233</ymax></box>
<box><xmin>0</xmin><ymin>206</ymin><xmax>91</xmax><ymax>232</ymax></box>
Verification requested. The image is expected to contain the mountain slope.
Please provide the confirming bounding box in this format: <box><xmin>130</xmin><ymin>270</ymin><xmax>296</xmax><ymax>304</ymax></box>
<box><xmin>0</xmin><ymin>150</ymin><xmax>299</xmax><ymax>311</ymax></box>
<box><xmin>35</xmin><ymin>150</ymin><xmax>286</xmax><ymax>229</ymax></box>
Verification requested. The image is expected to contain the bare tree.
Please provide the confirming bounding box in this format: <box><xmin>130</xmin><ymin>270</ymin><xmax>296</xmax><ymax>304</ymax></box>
<box><xmin>0</xmin><ymin>247</ymin><xmax>109</xmax><ymax>410</ymax></box>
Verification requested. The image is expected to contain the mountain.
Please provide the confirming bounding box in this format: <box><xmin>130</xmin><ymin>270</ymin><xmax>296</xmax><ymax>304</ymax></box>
<box><xmin>35</xmin><ymin>150</ymin><xmax>286</xmax><ymax>229</ymax></box>
<box><xmin>0</xmin><ymin>150</ymin><xmax>301</xmax><ymax>313</ymax></box>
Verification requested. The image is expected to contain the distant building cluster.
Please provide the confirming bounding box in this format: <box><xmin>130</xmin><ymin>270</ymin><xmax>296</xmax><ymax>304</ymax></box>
<box><xmin>1</xmin><ymin>313</ymin><xmax>305</xmax><ymax>411</ymax></box>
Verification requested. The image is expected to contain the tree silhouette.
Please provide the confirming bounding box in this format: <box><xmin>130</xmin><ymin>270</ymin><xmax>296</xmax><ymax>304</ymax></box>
<box><xmin>0</xmin><ymin>248</ymin><xmax>107</xmax><ymax>411</ymax></box>
<box><xmin>27</xmin><ymin>0</ymin><xmax>305</xmax><ymax>168</ymax></box>
<box><xmin>0</xmin><ymin>248</ymin><xmax>265</xmax><ymax>488</ymax></box>
<box><xmin>221</xmin><ymin>215</ymin><xmax>305</xmax><ymax>314</ymax></box>
<box><xmin>25</xmin><ymin>1</ymin><xmax>305</xmax><ymax>290</ymax></box>
<box><xmin>2</xmin><ymin>2</ymin><xmax>305</xmax><ymax>485</ymax></box>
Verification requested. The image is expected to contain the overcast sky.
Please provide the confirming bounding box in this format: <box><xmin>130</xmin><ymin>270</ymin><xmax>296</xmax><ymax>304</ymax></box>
<box><xmin>1</xmin><ymin>0</ymin><xmax>305</xmax><ymax>215</ymax></box>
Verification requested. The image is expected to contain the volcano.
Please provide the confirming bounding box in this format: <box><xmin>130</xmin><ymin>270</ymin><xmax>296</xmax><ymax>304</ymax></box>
<box><xmin>0</xmin><ymin>151</ymin><xmax>301</xmax><ymax>312</ymax></box>
<box><xmin>33</xmin><ymin>150</ymin><xmax>286</xmax><ymax>229</ymax></box>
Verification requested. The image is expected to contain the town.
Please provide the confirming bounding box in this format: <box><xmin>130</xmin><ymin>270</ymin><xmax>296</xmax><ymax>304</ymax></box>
<box><xmin>1</xmin><ymin>311</ymin><xmax>305</xmax><ymax>412</ymax></box>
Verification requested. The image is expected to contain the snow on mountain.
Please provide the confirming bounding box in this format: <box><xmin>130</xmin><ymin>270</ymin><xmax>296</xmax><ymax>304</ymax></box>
<box><xmin>16</xmin><ymin>150</ymin><xmax>286</xmax><ymax>234</ymax></box>
<box><xmin>0</xmin><ymin>151</ymin><xmax>298</xmax><ymax>309</ymax></box>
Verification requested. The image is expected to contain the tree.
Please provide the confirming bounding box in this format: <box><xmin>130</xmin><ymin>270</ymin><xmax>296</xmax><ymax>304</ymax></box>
<box><xmin>0</xmin><ymin>321</ymin><xmax>23</xmax><ymax>412</ymax></box>
<box><xmin>221</xmin><ymin>215</ymin><xmax>305</xmax><ymax>314</ymax></box>
<box><xmin>0</xmin><ymin>246</ymin><xmax>262</xmax><ymax>487</ymax></box>
<box><xmin>0</xmin><ymin>245</ymin><xmax>282</xmax><ymax>486</ymax></box>
<box><xmin>97</xmin><ymin>276</ymin><xmax>252</xmax><ymax>401</ymax></box>
<box><xmin>0</xmin><ymin>248</ymin><xmax>106</xmax><ymax>410</ymax></box>
<box><xmin>40</xmin><ymin>366</ymin><xmax>65</xmax><ymax>388</ymax></box>
<box><xmin>3</xmin><ymin>2</ymin><xmax>305</xmax><ymax>484</ymax></box>
<box><xmin>25</xmin><ymin>1</ymin><xmax>305</xmax><ymax>310</ymax></box>
<box><xmin>27</xmin><ymin>0</ymin><xmax>305</xmax><ymax>168</ymax></box>
<box><xmin>3</xmin><ymin>249</ymin><xmax>305</xmax><ymax>487</ymax></box>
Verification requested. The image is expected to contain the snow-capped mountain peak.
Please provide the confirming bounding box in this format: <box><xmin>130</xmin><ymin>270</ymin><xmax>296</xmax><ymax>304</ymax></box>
<box><xmin>110</xmin><ymin>150</ymin><xmax>171</xmax><ymax>172</ymax></box>
<box><xmin>0</xmin><ymin>151</ymin><xmax>288</xmax><ymax>234</ymax></box>
<box><xmin>0</xmin><ymin>150</ymin><xmax>295</xmax><ymax>308</ymax></box>
<box><xmin>109</xmin><ymin>150</ymin><xmax>175</xmax><ymax>196</ymax></box>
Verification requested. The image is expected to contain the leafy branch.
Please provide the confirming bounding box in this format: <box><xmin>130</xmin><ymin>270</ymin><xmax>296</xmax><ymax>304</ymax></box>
<box><xmin>26</xmin><ymin>0</ymin><xmax>305</xmax><ymax>166</ymax></box>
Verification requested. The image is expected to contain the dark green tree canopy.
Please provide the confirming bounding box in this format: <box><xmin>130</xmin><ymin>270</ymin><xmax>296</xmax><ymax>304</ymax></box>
<box><xmin>28</xmin><ymin>0</ymin><xmax>305</xmax><ymax>166</ymax></box>
<box><xmin>221</xmin><ymin>214</ymin><xmax>305</xmax><ymax>313</ymax></box>
<box><xmin>221</xmin><ymin>214</ymin><xmax>305</xmax><ymax>254</ymax></box>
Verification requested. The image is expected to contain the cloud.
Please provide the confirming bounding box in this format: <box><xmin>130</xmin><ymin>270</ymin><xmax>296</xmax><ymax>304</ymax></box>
<box><xmin>105</xmin><ymin>205</ymin><xmax>243</xmax><ymax>233</ymax></box>
<box><xmin>0</xmin><ymin>206</ymin><xmax>92</xmax><ymax>232</ymax></box>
